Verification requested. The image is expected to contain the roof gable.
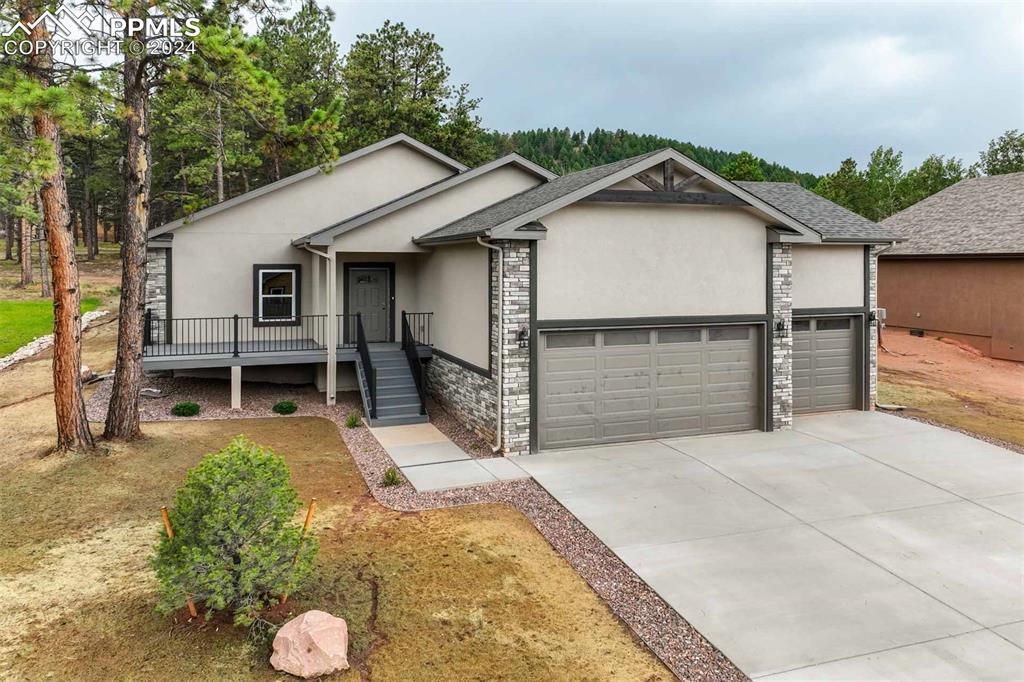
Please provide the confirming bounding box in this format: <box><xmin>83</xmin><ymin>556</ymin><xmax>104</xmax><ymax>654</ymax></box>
<box><xmin>293</xmin><ymin>153</ymin><xmax>555</xmax><ymax>247</ymax></box>
<box><xmin>415</xmin><ymin>149</ymin><xmax>831</xmax><ymax>244</ymax></box>
<box><xmin>149</xmin><ymin>134</ymin><xmax>468</xmax><ymax>238</ymax></box>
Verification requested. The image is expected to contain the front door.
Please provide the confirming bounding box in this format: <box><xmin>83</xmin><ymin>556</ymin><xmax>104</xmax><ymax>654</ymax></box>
<box><xmin>348</xmin><ymin>267</ymin><xmax>390</xmax><ymax>342</ymax></box>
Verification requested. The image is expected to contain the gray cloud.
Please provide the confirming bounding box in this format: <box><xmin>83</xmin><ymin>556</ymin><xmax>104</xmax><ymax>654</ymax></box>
<box><xmin>328</xmin><ymin>1</ymin><xmax>1023</xmax><ymax>174</ymax></box>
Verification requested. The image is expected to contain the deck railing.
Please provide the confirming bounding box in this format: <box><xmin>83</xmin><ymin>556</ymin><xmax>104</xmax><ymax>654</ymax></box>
<box><xmin>401</xmin><ymin>311</ymin><xmax>428</xmax><ymax>415</ymax></box>
<box><xmin>403</xmin><ymin>312</ymin><xmax>432</xmax><ymax>347</ymax></box>
<box><xmin>143</xmin><ymin>312</ymin><xmax>329</xmax><ymax>357</ymax></box>
<box><xmin>354</xmin><ymin>313</ymin><xmax>377</xmax><ymax>419</ymax></box>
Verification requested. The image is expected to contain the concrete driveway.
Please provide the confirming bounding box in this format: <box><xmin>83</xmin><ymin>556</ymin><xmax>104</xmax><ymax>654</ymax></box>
<box><xmin>515</xmin><ymin>412</ymin><xmax>1024</xmax><ymax>680</ymax></box>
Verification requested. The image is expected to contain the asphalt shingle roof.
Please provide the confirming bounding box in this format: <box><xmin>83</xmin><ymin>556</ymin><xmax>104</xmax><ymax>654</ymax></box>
<box><xmin>735</xmin><ymin>181</ymin><xmax>898</xmax><ymax>242</ymax></box>
<box><xmin>881</xmin><ymin>173</ymin><xmax>1024</xmax><ymax>256</ymax></box>
<box><xmin>415</xmin><ymin>151</ymin><xmax>662</xmax><ymax>242</ymax></box>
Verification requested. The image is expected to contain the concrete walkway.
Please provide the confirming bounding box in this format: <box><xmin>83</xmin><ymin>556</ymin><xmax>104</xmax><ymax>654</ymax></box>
<box><xmin>516</xmin><ymin>412</ymin><xmax>1024</xmax><ymax>680</ymax></box>
<box><xmin>370</xmin><ymin>422</ymin><xmax>529</xmax><ymax>491</ymax></box>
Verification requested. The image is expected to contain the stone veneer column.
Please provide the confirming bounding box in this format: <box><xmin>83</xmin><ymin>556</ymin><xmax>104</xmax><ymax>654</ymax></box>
<box><xmin>493</xmin><ymin>240</ymin><xmax>531</xmax><ymax>456</ymax></box>
<box><xmin>145</xmin><ymin>246</ymin><xmax>168</xmax><ymax>343</ymax></box>
<box><xmin>867</xmin><ymin>245</ymin><xmax>879</xmax><ymax>408</ymax></box>
<box><xmin>770</xmin><ymin>242</ymin><xmax>793</xmax><ymax>430</ymax></box>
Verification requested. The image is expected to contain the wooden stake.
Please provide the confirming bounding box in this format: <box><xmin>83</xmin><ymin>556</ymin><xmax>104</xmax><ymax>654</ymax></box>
<box><xmin>161</xmin><ymin>506</ymin><xmax>198</xmax><ymax>618</ymax></box>
<box><xmin>280</xmin><ymin>498</ymin><xmax>317</xmax><ymax>604</ymax></box>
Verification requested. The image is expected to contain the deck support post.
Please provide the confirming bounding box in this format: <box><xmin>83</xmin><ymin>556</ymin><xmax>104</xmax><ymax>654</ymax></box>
<box><xmin>325</xmin><ymin>246</ymin><xmax>337</xmax><ymax>406</ymax></box>
<box><xmin>231</xmin><ymin>365</ymin><xmax>242</xmax><ymax>409</ymax></box>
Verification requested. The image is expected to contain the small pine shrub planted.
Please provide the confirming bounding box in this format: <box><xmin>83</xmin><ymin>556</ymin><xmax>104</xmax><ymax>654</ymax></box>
<box><xmin>344</xmin><ymin>411</ymin><xmax>362</xmax><ymax>428</ymax></box>
<box><xmin>170</xmin><ymin>401</ymin><xmax>200</xmax><ymax>417</ymax></box>
<box><xmin>381</xmin><ymin>466</ymin><xmax>402</xmax><ymax>487</ymax></box>
<box><xmin>152</xmin><ymin>436</ymin><xmax>319</xmax><ymax>626</ymax></box>
<box><xmin>272</xmin><ymin>400</ymin><xmax>297</xmax><ymax>415</ymax></box>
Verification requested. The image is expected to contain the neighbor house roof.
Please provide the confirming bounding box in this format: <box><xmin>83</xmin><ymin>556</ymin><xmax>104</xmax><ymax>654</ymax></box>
<box><xmin>415</xmin><ymin>149</ymin><xmax>894</xmax><ymax>245</ymax></box>
<box><xmin>149</xmin><ymin>134</ymin><xmax>468</xmax><ymax>238</ymax></box>
<box><xmin>735</xmin><ymin>181</ymin><xmax>899</xmax><ymax>243</ymax></box>
<box><xmin>292</xmin><ymin>153</ymin><xmax>556</xmax><ymax>247</ymax></box>
<box><xmin>881</xmin><ymin>173</ymin><xmax>1024</xmax><ymax>256</ymax></box>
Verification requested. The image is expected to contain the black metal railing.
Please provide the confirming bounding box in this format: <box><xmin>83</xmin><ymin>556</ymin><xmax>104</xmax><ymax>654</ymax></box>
<box><xmin>142</xmin><ymin>312</ymin><xmax>328</xmax><ymax>358</ymax></box>
<box><xmin>401</xmin><ymin>311</ymin><xmax>428</xmax><ymax>415</ymax></box>
<box><xmin>336</xmin><ymin>313</ymin><xmax>358</xmax><ymax>348</ymax></box>
<box><xmin>354</xmin><ymin>312</ymin><xmax>377</xmax><ymax>419</ymax></box>
<box><xmin>403</xmin><ymin>311</ymin><xmax>432</xmax><ymax>347</ymax></box>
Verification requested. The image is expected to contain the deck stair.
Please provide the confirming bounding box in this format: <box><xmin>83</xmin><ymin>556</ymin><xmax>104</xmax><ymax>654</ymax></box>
<box><xmin>357</xmin><ymin>344</ymin><xmax>428</xmax><ymax>427</ymax></box>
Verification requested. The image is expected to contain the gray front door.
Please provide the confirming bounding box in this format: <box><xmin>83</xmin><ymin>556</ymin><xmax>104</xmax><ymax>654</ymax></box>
<box><xmin>793</xmin><ymin>316</ymin><xmax>858</xmax><ymax>414</ymax></box>
<box><xmin>538</xmin><ymin>325</ymin><xmax>760</xmax><ymax>450</ymax></box>
<box><xmin>349</xmin><ymin>268</ymin><xmax>390</xmax><ymax>342</ymax></box>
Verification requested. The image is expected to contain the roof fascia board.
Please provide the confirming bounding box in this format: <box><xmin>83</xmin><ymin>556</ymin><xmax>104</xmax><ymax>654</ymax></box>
<box><xmin>488</xmin><ymin>149</ymin><xmax>822</xmax><ymax>242</ymax></box>
<box><xmin>301</xmin><ymin>154</ymin><xmax>557</xmax><ymax>246</ymax></box>
<box><xmin>149</xmin><ymin>133</ymin><xmax>467</xmax><ymax>238</ymax></box>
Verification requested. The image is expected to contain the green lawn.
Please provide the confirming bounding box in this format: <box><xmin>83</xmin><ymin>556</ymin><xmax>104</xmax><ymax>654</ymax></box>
<box><xmin>0</xmin><ymin>298</ymin><xmax>100</xmax><ymax>356</ymax></box>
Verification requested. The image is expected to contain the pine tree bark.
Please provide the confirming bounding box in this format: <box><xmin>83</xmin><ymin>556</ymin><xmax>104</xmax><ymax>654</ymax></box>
<box><xmin>22</xmin><ymin>0</ymin><xmax>94</xmax><ymax>451</ymax></box>
<box><xmin>19</xmin><ymin>215</ymin><xmax>32</xmax><ymax>284</ymax></box>
<box><xmin>83</xmin><ymin>183</ymin><xmax>97</xmax><ymax>260</ymax></box>
<box><xmin>4</xmin><ymin>214</ymin><xmax>12</xmax><ymax>260</ymax></box>
<box><xmin>104</xmin><ymin>10</ymin><xmax>149</xmax><ymax>441</ymax></box>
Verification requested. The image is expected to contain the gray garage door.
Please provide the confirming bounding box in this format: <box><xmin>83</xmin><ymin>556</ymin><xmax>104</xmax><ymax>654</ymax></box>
<box><xmin>793</xmin><ymin>317</ymin><xmax>858</xmax><ymax>414</ymax></box>
<box><xmin>538</xmin><ymin>326</ymin><xmax>760</xmax><ymax>450</ymax></box>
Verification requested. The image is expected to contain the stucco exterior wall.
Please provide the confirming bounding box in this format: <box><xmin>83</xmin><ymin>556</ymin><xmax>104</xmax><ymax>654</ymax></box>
<box><xmin>536</xmin><ymin>203</ymin><xmax>767</xmax><ymax>320</ymax></box>
<box><xmin>879</xmin><ymin>257</ymin><xmax>1024</xmax><ymax>362</ymax></box>
<box><xmin>414</xmin><ymin>242</ymin><xmax>490</xmax><ymax>369</ymax></box>
<box><xmin>332</xmin><ymin>165</ymin><xmax>541</xmax><ymax>253</ymax></box>
<box><xmin>166</xmin><ymin>144</ymin><xmax>454</xmax><ymax>319</ymax></box>
<box><xmin>791</xmin><ymin>245</ymin><xmax>865</xmax><ymax>310</ymax></box>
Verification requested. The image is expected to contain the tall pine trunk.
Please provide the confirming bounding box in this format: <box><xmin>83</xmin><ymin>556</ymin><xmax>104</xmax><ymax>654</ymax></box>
<box><xmin>22</xmin><ymin>0</ymin><xmax>94</xmax><ymax>452</ymax></box>
<box><xmin>104</xmin><ymin>12</ymin><xmax>149</xmax><ymax>441</ymax></box>
<box><xmin>4</xmin><ymin>214</ymin><xmax>12</xmax><ymax>260</ymax></box>
<box><xmin>19</xmin><ymin>215</ymin><xmax>32</xmax><ymax>284</ymax></box>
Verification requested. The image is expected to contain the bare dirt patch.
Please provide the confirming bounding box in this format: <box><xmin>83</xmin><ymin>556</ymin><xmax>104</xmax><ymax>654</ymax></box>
<box><xmin>879</xmin><ymin>328</ymin><xmax>1024</xmax><ymax>447</ymax></box>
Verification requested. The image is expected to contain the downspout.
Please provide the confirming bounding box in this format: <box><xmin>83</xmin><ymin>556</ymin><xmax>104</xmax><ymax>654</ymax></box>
<box><xmin>477</xmin><ymin>236</ymin><xmax>503</xmax><ymax>453</ymax></box>
<box><xmin>303</xmin><ymin>244</ymin><xmax>336</xmax><ymax>405</ymax></box>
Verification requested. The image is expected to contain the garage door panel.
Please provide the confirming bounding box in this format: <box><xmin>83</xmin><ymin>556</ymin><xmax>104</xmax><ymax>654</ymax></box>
<box><xmin>793</xmin><ymin>316</ymin><xmax>858</xmax><ymax>415</ymax></box>
<box><xmin>539</xmin><ymin>325</ymin><xmax>761</xmax><ymax>449</ymax></box>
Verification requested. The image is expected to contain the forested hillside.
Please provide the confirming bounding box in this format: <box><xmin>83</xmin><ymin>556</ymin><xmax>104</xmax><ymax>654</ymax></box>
<box><xmin>482</xmin><ymin>128</ymin><xmax>820</xmax><ymax>187</ymax></box>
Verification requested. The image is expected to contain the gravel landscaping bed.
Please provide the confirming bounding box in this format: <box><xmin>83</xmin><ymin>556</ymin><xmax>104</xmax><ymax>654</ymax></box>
<box><xmin>86</xmin><ymin>376</ymin><xmax>745</xmax><ymax>682</ymax></box>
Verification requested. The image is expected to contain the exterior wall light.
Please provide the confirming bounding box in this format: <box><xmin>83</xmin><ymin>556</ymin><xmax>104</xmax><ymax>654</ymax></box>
<box><xmin>517</xmin><ymin>327</ymin><xmax>530</xmax><ymax>349</ymax></box>
<box><xmin>774</xmin><ymin>319</ymin><xmax>787</xmax><ymax>338</ymax></box>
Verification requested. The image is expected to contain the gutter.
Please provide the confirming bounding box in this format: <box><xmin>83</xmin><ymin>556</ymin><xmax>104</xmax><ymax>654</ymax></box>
<box><xmin>477</xmin><ymin>236</ymin><xmax>503</xmax><ymax>454</ymax></box>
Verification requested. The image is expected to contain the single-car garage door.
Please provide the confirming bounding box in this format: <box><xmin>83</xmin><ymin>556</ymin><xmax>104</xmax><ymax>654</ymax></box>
<box><xmin>793</xmin><ymin>316</ymin><xmax>859</xmax><ymax>414</ymax></box>
<box><xmin>538</xmin><ymin>325</ymin><xmax>760</xmax><ymax>450</ymax></box>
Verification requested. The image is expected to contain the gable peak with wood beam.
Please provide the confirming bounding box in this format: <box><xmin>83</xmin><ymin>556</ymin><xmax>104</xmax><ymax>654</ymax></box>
<box><xmin>484</xmin><ymin>148</ymin><xmax>823</xmax><ymax>242</ymax></box>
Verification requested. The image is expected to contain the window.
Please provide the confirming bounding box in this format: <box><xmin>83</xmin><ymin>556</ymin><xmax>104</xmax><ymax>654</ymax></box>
<box><xmin>658</xmin><ymin>328</ymin><xmax>701</xmax><ymax>344</ymax></box>
<box><xmin>604</xmin><ymin>330</ymin><xmax>651</xmax><ymax>346</ymax></box>
<box><xmin>253</xmin><ymin>264</ymin><xmax>301</xmax><ymax>326</ymax></box>
<box><xmin>546</xmin><ymin>332</ymin><xmax>596</xmax><ymax>349</ymax></box>
<box><xmin>708</xmin><ymin>326</ymin><xmax>750</xmax><ymax>342</ymax></box>
<box><xmin>816</xmin><ymin>318</ymin><xmax>851</xmax><ymax>331</ymax></box>
<box><xmin>793</xmin><ymin>319</ymin><xmax>811</xmax><ymax>332</ymax></box>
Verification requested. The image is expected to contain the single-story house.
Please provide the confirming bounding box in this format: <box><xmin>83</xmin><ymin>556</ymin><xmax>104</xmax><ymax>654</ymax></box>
<box><xmin>879</xmin><ymin>173</ymin><xmax>1024</xmax><ymax>362</ymax></box>
<box><xmin>144</xmin><ymin>134</ymin><xmax>897</xmax><ymax>455</ymax></box>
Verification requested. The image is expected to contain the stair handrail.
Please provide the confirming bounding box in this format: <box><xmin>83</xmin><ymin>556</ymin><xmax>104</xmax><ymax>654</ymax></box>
<box><xmin>401</xmin><ymin>311</ymin><xmax>428</xmax><ymax>415</ymax></box>
<box><xmin>355</xmin><ymin>312</ymin><xmax>377</xmax><ymax>419</ymax></box>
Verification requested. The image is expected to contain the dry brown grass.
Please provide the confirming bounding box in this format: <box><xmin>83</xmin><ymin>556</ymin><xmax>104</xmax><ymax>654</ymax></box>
<box><xmin>0</xmin><ymin>397</ymin><xmax>669</xmax><ymax>679</ymax></box>
<box><xmin>0</xmin><ymin>242</ymin><xmax>121</xmax><ymax>303</ymax></box>
<box><xmin>878</xmin><ymin>370</ymin><xmax>1024</xmax><ymax>447</ymax></box>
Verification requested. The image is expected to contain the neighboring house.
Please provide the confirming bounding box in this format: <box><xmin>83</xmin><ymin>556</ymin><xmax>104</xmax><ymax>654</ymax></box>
<box><xmin>879</xmin><ymin>173</ymin><xmax>1024</xmax><ymax>362</ymax></box>
<box><xmin>144</xmin><ymin>133</ymin><xmax>896</xmax><ymax>455</ymax></box>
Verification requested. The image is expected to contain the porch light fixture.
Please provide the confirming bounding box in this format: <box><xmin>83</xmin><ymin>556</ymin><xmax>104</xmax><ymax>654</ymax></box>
<box><xmin>517</xmin><ymin>327</ymin><xmax>530</xmax><ymax>349</ymax></box>
<box><xmin>774</xmin><ymin>319</ymin><xmax>787</xmax><ymax>338</ymax></box>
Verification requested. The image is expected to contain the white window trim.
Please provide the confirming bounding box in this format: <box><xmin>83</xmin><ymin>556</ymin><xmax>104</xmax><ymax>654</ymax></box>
<box><xmin>257</xmin><ymin>268</ymin><xmax>297</xmax><ymax>322</ymax></box>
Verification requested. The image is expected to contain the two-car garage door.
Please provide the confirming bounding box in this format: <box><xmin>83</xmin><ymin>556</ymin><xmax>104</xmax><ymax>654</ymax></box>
<box><xmin>538</xmin><ymin>325</ymin><xmax>760</xmax><ymax>450</ymax></box>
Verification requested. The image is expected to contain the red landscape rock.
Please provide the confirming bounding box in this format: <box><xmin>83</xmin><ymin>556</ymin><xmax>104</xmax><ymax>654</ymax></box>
<box><xmin>270</xmin><ymin>610</ymin><xmax>349</xmax><ymax>679</ymax></box>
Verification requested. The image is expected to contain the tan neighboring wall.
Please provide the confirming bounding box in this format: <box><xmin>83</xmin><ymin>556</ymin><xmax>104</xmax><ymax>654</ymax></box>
<box><xmin>536</xmin><ymin>203</ymin><xmax>768</xmax><ymax>320</ymax></box>
<box><xmin>879</xmin><ymin>257</ymin><xmax>1024</xmax><ymax>362</ymax></box>
<box><xmin>792</xmin><ymin>245</ymin><xmax>864</xmax><ymax>310</ymax></box>
<box><xmin>415</xmin><ymin>242</ymin><xmax>490</xmax><ymax>369</ymax></box>
<box><xmin>169</xmin><ymin>144</ymin><xmax>455</xmax><ymax>318</ymax></box>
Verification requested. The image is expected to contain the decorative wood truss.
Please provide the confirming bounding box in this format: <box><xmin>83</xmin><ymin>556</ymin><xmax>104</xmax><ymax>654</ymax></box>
<box><xmin>584</xmin><ymin>161</ymin><xmax>749</xmax><ymax>207</ymax></box>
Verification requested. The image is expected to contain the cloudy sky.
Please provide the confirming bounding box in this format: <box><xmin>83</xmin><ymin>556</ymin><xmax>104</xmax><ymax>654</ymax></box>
<box><xmin>327</xmin><ymin>1</ymin><xmax>1023</xmax><ymax>175</ymax></box>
